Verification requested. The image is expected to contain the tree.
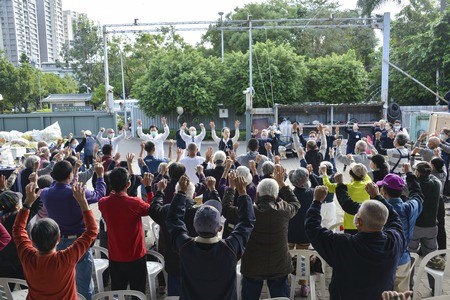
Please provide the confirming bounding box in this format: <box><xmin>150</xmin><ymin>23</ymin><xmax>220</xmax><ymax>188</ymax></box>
<box><xmin>306</xmin><ymin>50</ymin><xmax>369</xmax><ymax>104</ymax></box>
<box><xmin>221</xmin><ymin>41</ymin><xmax>308</xmax><ymax>113</ymax></box>
<box><xmin>132</xmin><ymin>49</ymin><xmax>222</xmax><ymax>117</ymax></box>
<box><xmin>61</xmin><ymin>16</ymin><xmax>103</xmax><ymax>91</ymax></box>
<box><xmin>201</xmin><ymin>0</ymin><xmax>376</xmax><ymax>69</ymax></box>
<box><xmin>369</xmin><ymin>0</ymin><xmax>444</xmax><ymax>105</ymax></box>
<box><xmin>357</xmin><ymin>0</ymin><xmax>402</xmax><ymax>16</ymax></box>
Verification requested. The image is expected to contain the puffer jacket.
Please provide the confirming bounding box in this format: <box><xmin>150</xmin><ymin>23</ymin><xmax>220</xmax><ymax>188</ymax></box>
<box><xmin>222</xmin><ymin>185</ymin><xmax>300</xmax><ymax>278</ymax></box>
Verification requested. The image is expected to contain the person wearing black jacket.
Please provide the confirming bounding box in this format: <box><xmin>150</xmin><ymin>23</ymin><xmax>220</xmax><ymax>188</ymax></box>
<box><xmin>305</xmin><ymin>184</ymin><xmax>405</xmax><ymax>300</ymax></box>
<box><xmin>166</xmin><ymin>175</ymin><xmax>255</xmax><ymax>300</ymax></box>
<box><xmin>149</xmin><ymin>176</ymin><xmax>220</xmax><ymax>296</ymax></box>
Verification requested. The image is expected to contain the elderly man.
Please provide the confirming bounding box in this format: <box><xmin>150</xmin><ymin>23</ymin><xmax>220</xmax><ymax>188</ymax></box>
<box><xmin>306</xmin><ymin>184</ymin><xmax>406</xmax><ymax>299</ymax></box>
<box><xmin>335</xmin><ymin>139</ymin><xmax>373</xmax><ymax>177</ymax></box>
<box><xmin>375</xmin><ymin>132</ymin><xmax>410</xmax><ymax>175</ymax></box>
<box><xmin>136</xmin><ymin>117</ymin><xmax>170</xmax><ymax>159</ymax></box>
<box><xmin>334</xmin><ymin>163</ymin><xmax>423</xmax><ymax>292</ymax></box>
<box><xmin>412</xmin><ymin>133</ymin><xmax>440</xmax><ymax>162</ymax></box>
<box><xmin>180</xmin><ymin>143</ymin><xmax>206</xmax><ymax>184</ymax></box>
<box><xmin>179</xmin><ymin>122</ymin><xmax>206</xmax><ymax>155</ymax></box>
<box><xmin>222</xmin><ymin>165</ymin><xmax>300</xmax><ymax>299</ymax></box>
<box><xmin>97</xmin><ymin>126</ymin><xmax>127</xmax><ymax>156</ymax></box>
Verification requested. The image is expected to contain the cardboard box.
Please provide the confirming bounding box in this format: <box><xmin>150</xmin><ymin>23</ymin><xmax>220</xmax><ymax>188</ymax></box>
<box><xmin>429</xmin><ymin>112</ymin><xmax>450</xmax><ymax>134</ymax></box>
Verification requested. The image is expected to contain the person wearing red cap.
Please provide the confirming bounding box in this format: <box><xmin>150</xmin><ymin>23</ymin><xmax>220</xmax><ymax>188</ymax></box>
<box><xmin>335</xmin><ymin>163</ymin><xmax>424</xmax><ymax>292</ymax></box>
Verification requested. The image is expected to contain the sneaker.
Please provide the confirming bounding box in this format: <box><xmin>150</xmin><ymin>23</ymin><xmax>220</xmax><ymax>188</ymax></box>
<box><xmin>300</xmin><ymin>285</ymin><xmax>310</xmax><ymax>297</ymax></box>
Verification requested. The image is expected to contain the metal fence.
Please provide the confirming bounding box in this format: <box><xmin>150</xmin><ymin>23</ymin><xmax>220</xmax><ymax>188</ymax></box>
<box><xmin>0</xmin><ymin>112</ymin><xmax>117</xmax><ymax>138</ymax></box>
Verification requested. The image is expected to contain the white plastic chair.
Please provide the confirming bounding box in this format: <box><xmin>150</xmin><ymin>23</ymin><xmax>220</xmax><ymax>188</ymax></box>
<box><xmin>78</xmin><ymin>292</ymin><xmax>87</xmax><ymax>300</ymax></box>
<box><xmin>0</xmin><ymin>278</ymin><xmax>28</xmax><ymax>300</ymax></box>
<box><xmin>92</xmin><ymin>246</ymin><xmax>109</xmax><ymax>293</ymax></box>
<box><xmin>413</xmin><ymin>249</ymin><xmax>450</xmax><ymax>299</ymax></box>
<box><xmin>147</xmin><ymin>249</ymin><xmax>165</xmax><ymax>300</ymax></box>
<box><xmin>288</xmin><ymin>249</ymin><xmax>327</xmax><ymax>300</ymax></box>
<box><xmin>92</xmin><ymin>290</ymin><xmax>146</xmax><ymax>300</ymax></box>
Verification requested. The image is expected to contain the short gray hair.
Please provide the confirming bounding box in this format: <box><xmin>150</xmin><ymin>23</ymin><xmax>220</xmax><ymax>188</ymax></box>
<box><xmin>24</xmin><ymin>155</ymin><xmax>40</xmax><ymax>169</ymax></box>
<box><xmin>288</xmin><ymin>168</ymin><xmax>309</xmax><ymax>188</ymax></box>
<box><xmin>257</xmin><ymin>178</ymin><xmax>279</xmax><ymax>198</ymax></box>
<box><xmin>261</xmin><ymin>161</ymin><xmax>275</xmax><ymax>176</ymax></box>
<box><xmin>358</xmin><ymin>200</ymin><xmax>388</xmax><ymax>231</ymax></box>
<box><xmin>213</xmin><ymin>151</ymin><xmax>226</xmax><ymax>166</ymax></box>
<box><xmin>236</xmin><ymin>166</ymin><xmax>253</xmax><ymax>185</ymax></box>
<box><xmin>355</xmin><ymin>140</ymin><xmax>367</xmax><ymax>153</ymax></box>
<box><xmin>175</xmin><ymin>182</ymin><xmax>195</xmax><ymax>200</ymax></box>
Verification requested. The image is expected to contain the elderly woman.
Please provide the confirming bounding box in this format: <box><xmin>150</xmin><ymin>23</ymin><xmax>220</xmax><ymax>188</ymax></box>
<box><xmin>222</xmin><ymin>165</ymin><xmax>300</xmax><ymax>299</ymax></box>
<box><xmin>287</xmin><ymin>167</ymin><xmax>314</xmax><ymax>297</ymax></box>
<box><xmin>20</xmin><ymin>155</ymin><xmax>57</xmax><ymax>197</ymax></box>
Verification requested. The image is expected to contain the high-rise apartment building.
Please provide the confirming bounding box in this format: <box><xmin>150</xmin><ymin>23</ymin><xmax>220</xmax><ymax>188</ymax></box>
<box><xmin>36</xmin><ymin>0</ymin><xmax>64</xmax><ymax>63</ymax></box>
<box><xmin>63</xmin><ymin>10</ymin><xmax>86</xmax><ymax>46</ymax></box>
<box><xmin>0</xmin><ymin>0</ymin><xmax>40</xmax><ymax>66</ymax></box>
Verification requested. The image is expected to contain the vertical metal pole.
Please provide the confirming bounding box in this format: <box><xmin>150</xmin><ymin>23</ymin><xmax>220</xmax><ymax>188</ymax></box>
<box><xmin>120</xmin><ymin>50</ymin><xmax>127</xmax><ymax>126</ymax></box>
<box><xmin>381</xmin><ymin>12</ymin><xmax>390</xmax><ymax>119</ymax></box>
<box><xmin>103</xmin><ymin>26</ymin><xmax>111</xmax><ymax>113</ymax></box>
<box><xmin>246</xmin><ymin>15</ymin><xmax>253</xmax><ymax>141</ymax></box>
<box><xmin>219</xmin><ymin>12</ymin><xmax>224</xmax><ymax>62</ymax></box>
<box><xmin>330</xmin><ymin>106</ymin><xmax>334</xmax><ymax>127</ymax></box>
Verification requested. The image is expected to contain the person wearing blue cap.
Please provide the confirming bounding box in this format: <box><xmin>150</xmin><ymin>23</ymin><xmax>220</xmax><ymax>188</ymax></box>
<box><xmin>166</xmin><ymin>175</ymin><xmax>255</xmax><ymax>300</ymax></box>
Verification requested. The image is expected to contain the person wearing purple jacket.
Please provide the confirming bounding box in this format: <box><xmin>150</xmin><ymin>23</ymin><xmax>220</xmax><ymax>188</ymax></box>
<box><xmin>40</xmin><ymin>160</ymin><xmax>106</xmax><ymax>300</ymax></box>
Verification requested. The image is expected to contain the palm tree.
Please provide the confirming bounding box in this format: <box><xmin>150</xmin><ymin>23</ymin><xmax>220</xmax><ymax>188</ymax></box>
<box><xmin>356</xmin><ymin>0</ymin><xmax>401</xmax><ymax>17</ymax></box>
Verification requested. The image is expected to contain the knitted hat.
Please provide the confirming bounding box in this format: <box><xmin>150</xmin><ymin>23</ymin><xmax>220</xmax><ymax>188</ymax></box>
<box><xmin>0</xmin><ymin>191</ymin><xmax>23</xmax><ymax>213</ymax></box>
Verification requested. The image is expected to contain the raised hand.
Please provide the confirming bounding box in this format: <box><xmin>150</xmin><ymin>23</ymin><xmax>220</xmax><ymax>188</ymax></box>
<box><xmin>155</xmin><ymin>177</ymin><xmax>167</xmax><ymax>191</ymax></box>
<box><xmin>365</xmin><ymin>182</ymin><xmax>380</xmax><ymax>198</ymax></box>
<box><xmin>206</xmin><ymin>176</ymin><xmax>216</xmax><ymax>191</ymax></box>
<box><xmin>209</xmin><ymin>121</ymin><xmax>215</xmax><ymax>129</ymax></box>
<box><xmin>313</xmin><ymin>186</ymin><xmax>328</xmax><ymax>202</ymax></box>
<box><xmin>25</xmin><ymin>181</ymin><xmax>40</xmax><ymax>205</ymax></box>
<box><xmin>126</xmin><ymin>153</ymin><xmax>135</xmax><ymax>163</ymax></box>
<box><xmin>178</xmin><ymin>175</ymin><xmax>190</xmax><ymax>193</ymax></box>
<box><xmin>234</xmin><ymin>120</ymin><xmax>240</xmax><ymax>128</ymax></box>
<box><xmin>334</xmin><ymin>172</ymin><xmax>343</xmax><ymax>184</ymax></box>
<box><xmin>235</xmin><ymin>176</ymin><xmax>247</xmax><ymax>196</ymax></box>
<box><xmin>273</xmin><ymin>165</ymin><xmax>286</xmax><ymax>187</ymax></box>
<box><xmin>161</xmin><ymin>117</ymin><xmax>167</xmax><ymax>126</ymax></box>
<box><xmin>141</xmin><ymin>172</ymin><xmax>156</xmax><ymax>186</ymax></box>
<box><xmin>72</xmin><ymin>183</ymin><xmax>89</xmax><ymax>211</ymax></box>
<box><xmin>137</xmin><ymin>119</ymin><xmax>142</xmax><ymax>127</ymax></box>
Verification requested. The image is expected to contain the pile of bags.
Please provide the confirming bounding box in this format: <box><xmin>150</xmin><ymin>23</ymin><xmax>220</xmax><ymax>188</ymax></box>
<box><xmin>0</xmin><ymin>122</ymin><xmax>62</xmax><ymax>148</ymax></box>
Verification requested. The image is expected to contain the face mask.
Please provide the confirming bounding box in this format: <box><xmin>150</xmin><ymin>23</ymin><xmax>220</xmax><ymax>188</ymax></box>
<box><xmin>108</xmin><ymin>133</ymin><xmax>115</xmax><ymax>139</ymax></box>
<box><xmin>190</xmin><ymin>131</ymin><xmax>196</xmax><ymax>137</ymax></box>
<box><xmin>150</xmin><ymin>131</ymin><xmax>157</xmax><ymax>137</ymax></box>
<box><xmin>261</xmin><ymin>135</ymin><xmax>268</xmax><ymax>139</ymax></box>
<box><xmin>440</xmin><ymin>134</ymin><xmax>447</xmax><ymax>140</ymax></box>
<box><xmin>394</xmin><ymin>125</ymin><xmax>401</xmax><ymax>131</ymax></box>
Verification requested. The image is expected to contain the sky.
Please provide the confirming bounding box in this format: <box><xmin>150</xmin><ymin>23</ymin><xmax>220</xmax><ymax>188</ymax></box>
<box><xmin>62</xmin><ymin>0</ymin><xmax>405</xmax><ymax>44</ymax></box>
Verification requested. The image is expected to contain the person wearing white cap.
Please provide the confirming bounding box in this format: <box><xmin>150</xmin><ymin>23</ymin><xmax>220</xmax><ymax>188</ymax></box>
<box><xmin>136</xmin><ymin>117</ymin><xmax>170</xmax><ymax>159</ymax></box>
<box><xmin>166</xmin><ymin>175</ymin><xmax>255</xmax><ymax>300</ymax></box>
<box><xmin>323</xmin><ymin>162</ymin><xmax>371</xmax><ymax>235</ymax></box>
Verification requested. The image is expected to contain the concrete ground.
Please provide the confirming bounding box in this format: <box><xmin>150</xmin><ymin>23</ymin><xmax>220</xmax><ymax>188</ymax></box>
<box><xmin>92</xmin><ymin>138</ymin><xmax>450</xmax><ymax>299</ymax></box>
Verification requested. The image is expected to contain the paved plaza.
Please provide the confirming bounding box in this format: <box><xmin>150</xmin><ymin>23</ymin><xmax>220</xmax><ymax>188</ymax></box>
<box><xmin>91</xmin><ymin>138</ymin><xmax>450</xmax><ymax>299</ymax></box>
